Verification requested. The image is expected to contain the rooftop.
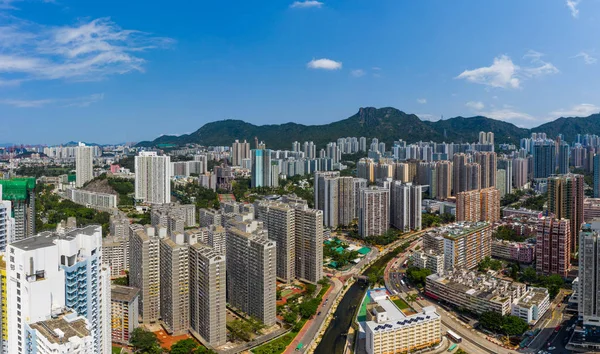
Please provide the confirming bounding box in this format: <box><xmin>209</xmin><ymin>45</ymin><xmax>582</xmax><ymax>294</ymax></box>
<box><xmin>427</xmin><ymin>269</ymin><xmax>524</xmax><ymax>303</ymax></box>
<box><xmin>364</xmin><ymin>290</ymin><xmax>440</xmax><ymax>333</ymax></box>
<box><xmin>11</xmin><ymin>225</ymin><xmax>102</xmax><ymax>251</ymax></box>
<box><xmin>29</xmin><ymin>311</ymin><xmax>90</xmax><ymax>345</ymax></box>
<box><xmin>111</xmin><ymin>285</ymin><xmax>140</xmax><ymax>303</ymax></box>
<box><xmin>514</xmin><ymin>287</ymin><xmax>549</xmax><ymax>309</ymax></box>
<box><xmin>426</xmin><ymin>221</ymin><xmax>490</xmax><ymax>240</ymax></box>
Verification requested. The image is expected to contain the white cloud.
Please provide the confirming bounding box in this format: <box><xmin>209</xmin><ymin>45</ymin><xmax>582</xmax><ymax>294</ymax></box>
<box><xmin>372</xmin><ymin>66</ymin><xmax>381</xmax><ymax>71</ymax></box>
<box><xmin>417</xmin><ymin>98</ymin><xmax>427</xmax><ymax>104</ymax></box>
<box><xmin>456</xmin><ymin>52</ymin><xmax>558</xmax><ymax>89</ymax></box>
<box><xmin>307</xmin><ymin>58</ymin><xmax>342</xmax><ymax>70</ymax></box>
<box><xmin>351</xmin><ymin>69</ymin><xmax>365</xmax><ymax>77</ymax></box>
<box><xmin>0</xmin><ymin>98</ymin><xmax>54</xmax><ymax>107</ymax></box>
<box><xmin>550</xmin><ymin>103</ymin><xmax>599</xmax><ymax>117</ymax></box>
<box><xmin>573</xmin><ymin>51</ymin><xmax>597</xmax><ymax>64</ymax></box>
<box><xmin>567</xmin><ymin>0</ymin><xmax>580</xmax><ymax>18</ymax></box>
<box><xmin>0</xmin><ymin>93</ymin><xmax>104</xmax><ymax>108</ymax></box>
<box><xmin>465</xmin><ymin>101</ymin><xmax>485</xmax><ymax>110</ymax></box>
<box><xmin>290</xmin><ymin>1</ymin><xmax>323</xmax><ymax>8</ymax></box>
<box><xmin>477</xmin><ymin>108</ymin><xmax>536</xmax><ymax>122</ymax></box>
<box><xmin>0</xmin><ymin>17</ymin><xmax>173</xmax><ymax>84</ymax></box>
<box><xmin>456</xmin><ymin>55</ymin><xmax>520</xmax><ymax>89</ymax></box>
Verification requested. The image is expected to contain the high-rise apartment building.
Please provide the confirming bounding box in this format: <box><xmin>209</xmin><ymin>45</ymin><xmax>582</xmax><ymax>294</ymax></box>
<box><xmin>390</xmin><ymin>181</ymin><xmax>422</xmax><ymax>232</ymax></box>
<box><xmin>456</xmin><ymin>188</ymin><xmax>500</xmax><ymax>223</ymax></box>
<box><xmin>513</xmin><ymin>157</ymin><xmax>528</xmax><ymax>189</ymax></box>
<box><xmin>359</xmin><ymin>187</ymin><xmax>390</xmax><ymax>237</ymax></box>
<box><xmin>435</xmin><ymin>160</ymin><xmax>452</xmax><ymax>200</ymax></box>
<box><xmin>231</xmin><ymin>139</ymin><xmax>251</xmax><ymax>167</ymax></box>
<box><xmin>226</xmin><ymin>227</ymin><xmax>277</xmax><ymax>326</ymax></box>
<box><xmin>314</xmin><ymin>171</ymin><xmax>340</xmax><ymax>228</ymax></box>
<box><xmin>533</xmin><ymin>142</ymin><xmax>556</xmax><ymax>179</ymax></box>
<box><xmin>578</xmin><ymin>222</ymin><xmax>600</xmax><ymax>329</ymax></box>
<box><xmin>0</xmin><ymin>178</ymin><xmax>35</xmax><ymax>241</ymax></box>
<box><xmin>594</xmin><ymin>155</ymin><xmax>600</xmax><ymax>198</ymax></box>
<box><xmin>0</xmin><ymin>256</ymin><xmax>6</xmax><ymax>354</ymax></box>
<box><xmin>129</xmin><ymin>225</ymin><xmax>162</xmax><ymax>324</ymax></box>
<box><xmin>292</xmin><ymin>203</ymin><xmax>324</xmax><ymax>283</ymax></box>
<box><xmin>557</xmin><ymin>143</ymin><xmax>570</xmax><ymax>174</ymax></box>
<box><xmin>535</xmin><ymin>217</ymin><xmax>571</xmax><ymax>277</ymax></box>
<box><xmin>251</xmin><ymin>149</ymin><xmax>273</xmax><ymax>188</ymax></box>
<box><xmin>75</xmin><ymin>143</ymin><xmax>94</xmax><ymax>188</ymax></box>
<box><xmin>357</xmin><ymin>158</ymin><xmax>376</xmax><ymax>183</ymax></box>
<box><xmin>6</xmin><ymin>226</ymin><xmax>110</xmax><ymax>354</ymax></box>
<box><xmin>111</xmin><ymin>285</ymin><xmax>140</xmax><ymax>345</ymax></box>
<box><xmin>547</xmin><ymin>174</ymin><xmax>584</xmax><ymax>252</ymax></box>
<box><xmin>189</xmin><ymin>242</ymin><xmax>227</xmax><ymax>346</ymax></box>
<box><xmin>0</xmin><ymin>194</ymin><xmax>14</xmax><ymax>252</ymax></box>
<box><xmin>135</xmin><ymin>152</ymin><xmax>171</xmax><ymax>204</ymax></box>
<box><xmin>255</xmin><ymin>201</ymin><xmax>296</xmax><ymax>282</ymax></box>
<box><xmin>160</xmin><ymin>238</ymin><xmax>190</xmax><ymax>335</ymax></box>
<box><xmin>497</xmin><ymin>157</ymin><xmax>513</xmax><ymax>195</ymax></box>
<box><xmin>465</xmin><ymin>162</ymin><xmax>481</xmax><ymax>191</ymax></box>
<box><xmin>208</xmin><ymin>224</ymin><xmax>226</xmax><ymax>255</ymax></box>
<box><xmin>452</xmin><ymin>153</ymin><xmax>468</xmax><ymax>195</ymax></box>
<box><xmin>338</xmin><ymin>176</ymin><xmax>356</xmax><ymax>226</ymax></box>
<box><xmin>475</xmin><ymin>151</ymin><xmax>497</xmax><ymax>188</ymax></box>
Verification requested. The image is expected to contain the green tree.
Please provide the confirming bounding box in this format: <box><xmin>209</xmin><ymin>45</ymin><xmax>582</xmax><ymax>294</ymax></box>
<box><xmin>227</xmin><ymin>320</ymin><xmax>253</xmax><ymax>342</ymax></box>
<box><xmin>405</xmin><ymin>267</ymin><xmax>432</xmax><ymax>287</ymax></box>
<box><xmin>406</xmin><ymin>293</ymin><xmax>418</xmax><ymax>306</ymax></box>
<box><xmin>501</xmin><ymin>315</ymin><xmax>529</xmax><ymax>336</ymax></box>
<box><xmin>170</xmin><ymin>338</ymin><xmax>198</xmax><ymax>354</ymax></box>
<box><xmin>521</xmin><ymin>267</ymin><xmax>538</xmax><ymax>284</ymax></box>
<box><xmin>299</xmin><ymin>298</ymin><xmax>320</xmax><ymax>318</ymax></box>
<box><xmin>130</xmin><ymin>328</ymin><xmax>162</xmax><ymax>353</ymax></box>
<box><xmin>479</xmin><ymin>311</ymin><xmax>504</xmax><ymax>333</ymax></box>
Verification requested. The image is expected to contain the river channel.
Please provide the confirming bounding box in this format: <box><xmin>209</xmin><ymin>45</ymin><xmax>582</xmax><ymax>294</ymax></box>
<box><xmin>314</xmin><ymin>251</ymin><xmax>398</xmax><ymax>354</ymax></box>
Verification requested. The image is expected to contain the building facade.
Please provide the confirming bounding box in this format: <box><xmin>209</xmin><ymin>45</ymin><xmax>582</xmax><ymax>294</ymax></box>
<box><xmin>135</xmin><ymin>152</ymin><xmax>171</xmax><ymax>204</ymax></box>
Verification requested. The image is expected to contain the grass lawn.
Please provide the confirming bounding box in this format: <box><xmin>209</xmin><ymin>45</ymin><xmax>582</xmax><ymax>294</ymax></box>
<box><xmin>392</xmin><ymin>297</ymin><xmax>410</xmax><ymax>310</ymax></box>
<box><xmin>112</xmin><ymin>347</ymin><xmax>122</xmax><ymax>354</ymax></box>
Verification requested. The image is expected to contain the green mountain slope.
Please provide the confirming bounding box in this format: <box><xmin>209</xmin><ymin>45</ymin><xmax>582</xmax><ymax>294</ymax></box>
<box><xmin>136</xmin><ymin>107</ymin><xmax>600</xmax><ymax>149</ymax></box>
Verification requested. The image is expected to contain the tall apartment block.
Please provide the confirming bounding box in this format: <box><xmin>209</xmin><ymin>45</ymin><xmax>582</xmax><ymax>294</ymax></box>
<box><xmin>189</xmin><ymin>242</ymin><xmax>227</xmax><ymax>346</ymax></box>
<box><xmin>578</xmin><ymin>222</ymin><xmax>600</xmax><ymax>329</ymax></box>
<box><xmin>452</xmin><ymin>153</ymin><xmax>468</xmax><ymax>195</ymax></box>
<box><xmin>513</xmin><ymin>158</ymin><xmax>529</xmax><ymax>189</ymax></box>
<box><xmin>533</xmin><ymin>142</ymin><xmax>556</xmax><ymax>179</ymax></box>
<box><xmin>160</xmin><ymin>238</ymin><xmax>190</xmax><ymax>335</ymax></box>
<box><xmin>0</xmin><ymin>256</ymin><xmax>6</xmax><ymax>354</ymax></box>
<box><xmin>251</xmin><ymin>148</ymin><xmax>274</xmax><ymax>188</ymax></box>
<box><xmin>0</xmin><ymin>178</ymin><xmax>35</xmax><ymax>241</ymax></box>
<box><xmin>232</xmin><ymin>139</ymin><xmax>251</xmax><ymax>166</ymax></box>
<box><xmin>151</xmin><ymin>203</ymin><xmax>196</xmax><ymax>236</ymax></box>
<box><xmin>475</xmin><ymin>151</ymin><xmax>497</xmax><ymax>188</ymax></box>
<box><xmin>314</xmin><ymin>171</ymin><xmax>340</xmax><ymax>227</ymax></box>
<box><xmin>208</xmin><ymin>224</ymin><xmax>226</xmax><ymax>255</ymax></box>
<box><xmin>595</xmin><ymin>154</ymin><xmax>600</xmax><ymax>198</ymax></box>
<box><xmin>0</xmin><ymin>194</ymin><xmax>14</xmax><ymax>252</ymax></box>
<box><xmin>497</xmin><ymin>157</ymin><xmax>513</xmax><ymax>195</ymax></box>
<box><xmin>135</xmin><ymin>151</ymin><xmax>171</xmax><ymax>204</ymax></box>
<box><xmin>292</xmin><ymin>203</ymin><xmax>324</xmax><ymax>283</ymax></box>
<box><xmin>435</xmin><ymin>160</ymin><xmax>452</xmax><ymax>200</ymax></box>
<box><xmin>456</xmin><ymin>188</ymin><xmax>500</xmax><ymax>223</ymax></box>
<box><xmin>359</xmin><ymin>187</ymin><xmax>390</xmax><ymax>237</ymax></box>
<box><xmin>255</xmin><ymin>201</ymin><xmax>296</xmax><ymax>282</ymax></box>
<box><xmin>200</xmin><ymin>208</ymin><xmax>222</xmax><ymax>227</ymax></box>
<box><xmin>390</xmin><ymin>181</ymin><xmax>422</xmax><ymax>232</ymax></box>
<box><xmin>109</xmin><ymin>213</ymin><xmax>131</xmax><ymax>239</ymax></box>
<box><xmin>6</xmin><ymin>226</ymin><xmax>110</xmax><ymax>354</ymax></box>
<box><xmin>557</xmin><ymin>143</ymin><xmax>570</xmax><ymax>174</ymax></box>
<box><xmin>547</xmin><ymin>174</ymin><xmax>584</xmax><ymax>252</ymax></box>
<box><xmin>226</xmin><ymin>227</ymin><xmax>277</xmax><ymax>326</ymax></box>
<box><xmin>357</xmin><ymin>158</ymin><xmax>376</xmax><ymax>183</ymax></box>
<box><xmin>129</xmin><ymin>225</ymin><xmax>162</xmax><ymax>324</ymax></box>
<box><xmin>535</xmin><ymin>217</ymin><xmax>570</xmax><ymax>277</ymax></box>
<box><xmin>338</xmin><ymin>176</ymin><xmax>356</xmax><ymax>226</ymax></box>
<box><xmin>75</xmin><ymin>143</ymin><xmax>94</xmax><ymax>188</ymax></box>
<box><xmin>111</xmin><ymin>285</ymin><xmax>140</xmax><ymax>345</ymax></box>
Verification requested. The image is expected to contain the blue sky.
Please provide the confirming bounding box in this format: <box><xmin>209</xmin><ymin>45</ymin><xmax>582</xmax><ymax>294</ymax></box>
<box><xmin>1</xmin><ymin>0</ymin><xmax>600</xmax><ymax>145</ymax></box>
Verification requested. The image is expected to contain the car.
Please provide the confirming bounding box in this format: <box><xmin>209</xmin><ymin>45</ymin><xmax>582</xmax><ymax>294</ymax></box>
<box><xmin>317</xmin><ymin>311</ymin><xmax>321</xmax><ymax>316</ymax></box>
<box><xmin>548</xmin><ymin>347</ymin><xmax>555</xmax><ymax>350</ymax></box>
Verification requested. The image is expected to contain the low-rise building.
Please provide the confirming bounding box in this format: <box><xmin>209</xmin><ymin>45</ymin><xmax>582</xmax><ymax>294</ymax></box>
<box><xmin>425</xmin><ymin>269</ymin><xmax>526</xmax><ymax>315</ymax></box>
<box><xmin>66</xmin><ymin>187</ymin><xmax>118</xmax><ymax>210</ymax></box>
<box><xmin>26</xmin><ymin>310</ymin><xmax>94</xmax><ymax>354</ymax></box>
<box><xmin>411</xmin><ymin>250</ymin><xmax>444</xmax><ymax>275</ymax></box>
<box><xmin>510</xmin><ymin>287</ymin><xmax>550</xmax><ymax>325</ymax></box>
<box><xmin>364</xmin><ymin>290</ymin><xmax>441</xmax><ymax>354</ymax></box>
<box><xmin>491</xmin><ymin>240</ymin><xmax>535</xmax><ymax>264</ymax></box>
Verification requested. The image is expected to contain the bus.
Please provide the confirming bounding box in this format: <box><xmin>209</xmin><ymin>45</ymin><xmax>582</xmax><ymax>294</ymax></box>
<box><xmin>446</xmin><ymin>329</ymin><xmax>462</xmax><ymax>343</ymax></box>
<box><xmin>448</xmin><ymin>343</ymin><xmax>458</xmax><ymax>352</ymax></box>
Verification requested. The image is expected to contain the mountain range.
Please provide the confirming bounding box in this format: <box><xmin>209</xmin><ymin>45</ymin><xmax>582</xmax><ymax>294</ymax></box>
<box><xmin>136</xmin><ymin>107</ymin><xmax>600</xmax><ymax>150</ymax></box>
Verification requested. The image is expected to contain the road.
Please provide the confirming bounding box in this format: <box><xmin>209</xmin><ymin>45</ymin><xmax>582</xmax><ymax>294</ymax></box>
<box><xmin>285</xmin><ymin>277</ymin><xmax>343</xmax><ymax>353</ymax></box>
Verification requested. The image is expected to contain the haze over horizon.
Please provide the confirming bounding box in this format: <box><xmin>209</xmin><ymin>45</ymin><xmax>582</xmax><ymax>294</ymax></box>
<box><xmin>1</xmin><ymin>0</ymin><xmax>600</xmax><ymax>145</ymax></box>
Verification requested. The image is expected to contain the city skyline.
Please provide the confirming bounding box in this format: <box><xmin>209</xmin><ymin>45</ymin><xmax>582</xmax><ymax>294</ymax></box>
<box><xmin>1</xmin><ymin>0</ymin><xmax>600</xmax><ymax>144</ymax></box>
